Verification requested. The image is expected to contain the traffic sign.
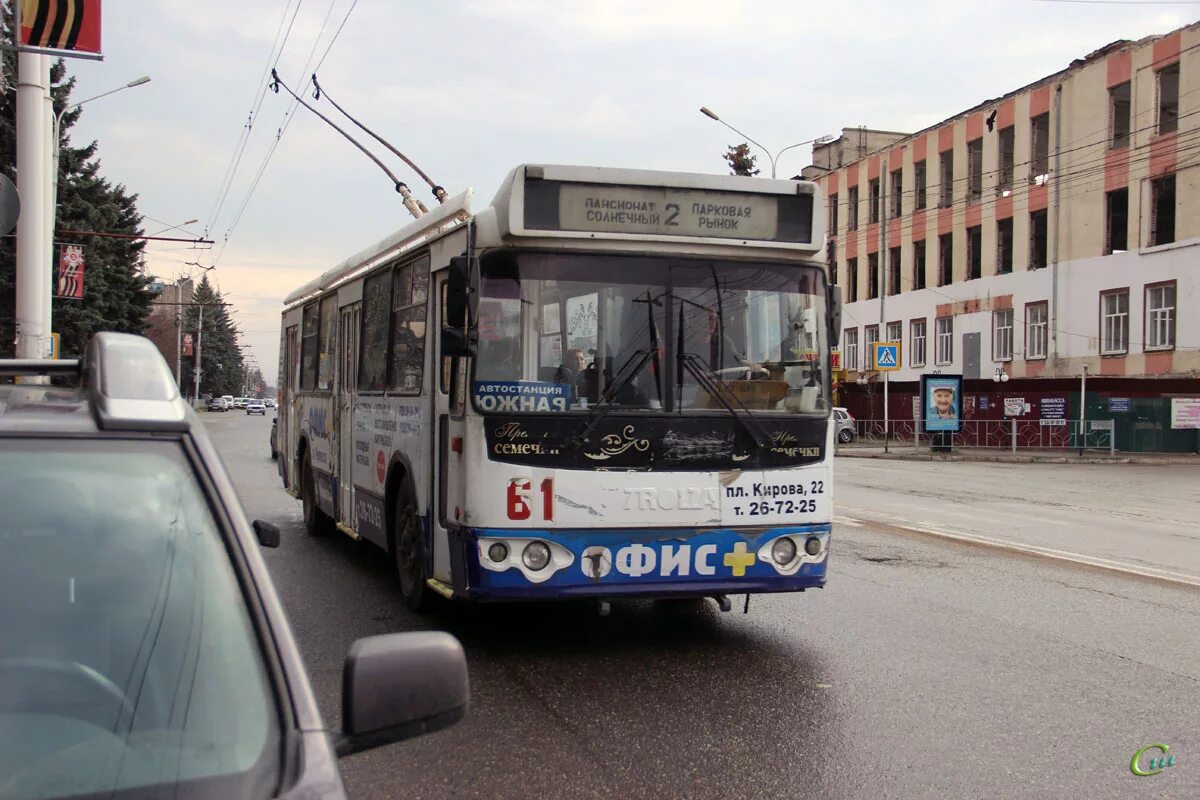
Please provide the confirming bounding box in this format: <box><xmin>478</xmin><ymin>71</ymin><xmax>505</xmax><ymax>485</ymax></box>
<box><xmin>874</xmin><ymin>342</ymin><xmax>900</xmax><ymax>371</ymax></box>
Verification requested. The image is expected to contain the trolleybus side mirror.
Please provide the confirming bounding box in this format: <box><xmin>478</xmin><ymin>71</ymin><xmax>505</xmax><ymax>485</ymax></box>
<box><xmin>828</xmin><ymin>285</ymin><xmax>842</xmax><ymax>348</ymax></box>
<box><xmin>335</xmin><ymin>632</ymin><xmax>469</xmax><ymax>758</ymax></box>
<box><xmin>442</xmin><ymin>256</ymin><xmax>477</xmax><ymax>358</ymax></box>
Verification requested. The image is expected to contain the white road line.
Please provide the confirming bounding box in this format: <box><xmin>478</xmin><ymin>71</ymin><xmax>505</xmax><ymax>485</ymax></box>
<box><xmin>841</xmin><ymin>515</ymin><xmax>1200</xmax><ymax>589</ymax></box>
<box><xmin>833</xmin><ymin>515</ymin><xmax>863</xmax><ymax>527</ymax></box>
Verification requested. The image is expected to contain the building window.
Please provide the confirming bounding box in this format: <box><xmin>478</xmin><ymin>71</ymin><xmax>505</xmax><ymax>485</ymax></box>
<box><xmin>828</xmin><ymin>240</ymin><xmax>838</xmax><ymax>287</ymax></box>
<box><xmin>913</xmin><ymin>239</ymin><xmax>926</xmax><ymax>290</ymax></box>
<box><xmin>1110</xmin><ymin>82</ymin><xmax>1131</xmax><ymax>148</ymax></box>
<box><xmin>886</xmin><ymin>320</ymin><xmax>902</xmax><ymax>346</ymax></box>
<box><xmin>1105</xmin><ymin>188</ymin><xmax>1128</xmax><ymax>254</ymax></box>
<box><xmin>848</xmin><ymin>258</ymin><xmax>858</xmax><ymax>302</ymax></box>
<box><xmin>1150</xmin><ymin>174</ymin><xmax>1175</xmax><ymax>246</ymax></box>
<box><xmin>847</xmin><ymin>186</ymin><xmax>859</xmax><ymax>230</ymax></box>
<box><xmin>844</xmin><ymin>328</ymin><xmax>859</xmax><ymax>371</ymax></box>
<box><xmin>1100</xmin><ymin>289</ymin><xmax>1129</xmax><ymax>355</ymax></box>
<box><xmin>1029</xmin><ymin>209</ymin><xmax>1048</xmax><ymax>270</ymax></box>
<box><xmin>1026</xmin><ymin>302</ymin><xmax>1048</xmax><ymax>360</ymax></box>
<box><xmin>869</xmin><ymin>177</ymin><xmax>881</xmax><ymax>223</ymax></box>
<box><xmin>829</xmin><ymin>192</ymin><xmax>839</xmax><ymax>234</ymax></box>
<box><xmin>910</xmin><ymin>318</ymin><xmax>927</xmax><ymax>367</ymax></box>
<box><xmin>914</xmin><ymin>160</ymin><xmax>927</xmax><ymax>210</ymax></box>
<box><xmin>867</xmin><ymin>252</ymin><xmax>879</xmax><ymax>299</ymax></box>
<box><xmin>1145</xmin><ymin>282</ymin><xmax>1176</xmax><ymax>350</ymax></box>
<box><xmin>967</xmin><ymin>225</ymin><xmax>982</xmax><ymax>280</ymax></box>
<box><xmin>1031</xmin><ymin>113</ymin><xmax>1050</xmax><ymax>184</ymax></box>
<box><xmin>865</xmin><ymin>324</ymin><xmax>879</xmax><ymax>369</ymax></box>
<box><xmin>998</xmin><ymin>126</ymin><xmax>1015</xmax><ymax>193</ymax></box>
<box><xmin>938</xmin><ymin>232</ymin><xmax>952</xmax><ymax>286</ymax></box>
<box><xmin>1158</xmin><ymin>63</ymin><xmax>1179</xmax><ymax>134</ymax></box>
<box><xmin>967</xmin><ymin>138</ymin><xmax>983</xmax><ymax>202</ymax></box>
<box><xmin>939</xmin><ymin>149</ymin><xmax>954</xmax><ymax>207</ymax></box>
<box><xmin>890</xmin><ymin>168</ymin><xmax>903</xmax><ymax>217</ymax></box>
<box><xmin>935</xmin><ymin>317</ymin><xmax>953</xmax><ymax>365</ymax></box>
<box><xmin>888</xmin><ymin>246</ymin><xmax>901</xmax><ymax>296</ymax></box>
<box><xmin>993</xmin><ymin>308</ymin><xmax>1013</xmax><ymax>361</ymax></box>
<box><xmin>997</xmin><ymin>217</ymin><xmax>1014</xmax><ymax>274</ymax></box>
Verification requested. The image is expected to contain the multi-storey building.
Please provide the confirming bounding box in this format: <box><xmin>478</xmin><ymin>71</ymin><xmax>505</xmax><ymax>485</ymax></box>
<box><xmin>812</xmin><ymin>22</ymin><xmax>1200</xmax><ymax>451</ymax></box>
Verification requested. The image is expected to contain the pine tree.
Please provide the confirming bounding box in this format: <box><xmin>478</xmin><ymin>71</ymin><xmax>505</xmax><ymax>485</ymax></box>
<box><xmin>723</xmin><ymin>143</ymin><xmax>760</xmax><ymax>177</ymax></box>
<box><xmin>0</xmin><ymin>4</ymin><xmax>152</xmax><ymax>357</ymax></box>
<box><xmin>182</xmin><ymin>276</ymin><xmax>244</xmax><ymax>397</ymax></box>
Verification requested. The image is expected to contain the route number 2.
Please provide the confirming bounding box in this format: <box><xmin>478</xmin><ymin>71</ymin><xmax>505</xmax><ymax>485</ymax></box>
<box><xmin>507</xmin><ymin>478</ymin><xmax>555</xmax><ymax>521</ymax></box>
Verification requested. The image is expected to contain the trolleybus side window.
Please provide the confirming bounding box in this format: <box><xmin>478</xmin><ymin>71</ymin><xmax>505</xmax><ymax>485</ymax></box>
<box><xmin>317</xmin><ymin>293</ymin><xmax>337</xmax><ymax>391</ymax></box>
<box><xmin>300</xmin><ymin>302</ymin><xmax>320</xmax><ymax>391</ymax></box>
<box><xmin>389</xmin><ymin>255</ymin><xmax>429</xmax><ymax>394</ymax></box>
<box><xmin>358</xmin><ymin>268</ymin><xmax>392</xmax><ymax>392</ymax></box>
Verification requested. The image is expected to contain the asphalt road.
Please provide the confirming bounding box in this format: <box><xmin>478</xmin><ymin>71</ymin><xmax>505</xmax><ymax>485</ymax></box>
<box><xmin>208</xmin><ymin>412</ymin><xmax>1200</xmax><ymax>799</ymax></box>
<box><xmin>835</xmin><ymin>457</ymin><xmax>1200</xmax><ymax>584</ymax></box>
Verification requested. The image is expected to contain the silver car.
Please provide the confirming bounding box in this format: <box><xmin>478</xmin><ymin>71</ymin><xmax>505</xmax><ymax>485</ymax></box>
<box><xmin>833</xmin><ymin>407</ymin><xmax>856</xmax><ymax>443</ymax></box>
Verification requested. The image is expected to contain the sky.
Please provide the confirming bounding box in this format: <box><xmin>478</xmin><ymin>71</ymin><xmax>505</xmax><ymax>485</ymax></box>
<box><xmin>59</xmin><ymin>0</ymin><xmax>1198</xmax><ymax>384</ymax></box>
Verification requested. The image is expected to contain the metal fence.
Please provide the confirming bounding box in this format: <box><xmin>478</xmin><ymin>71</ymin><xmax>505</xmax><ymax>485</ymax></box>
<box><xmin>847</xmin><ymin>418</ymin><xmax>1116</xmax><ymax>454</ymax></box>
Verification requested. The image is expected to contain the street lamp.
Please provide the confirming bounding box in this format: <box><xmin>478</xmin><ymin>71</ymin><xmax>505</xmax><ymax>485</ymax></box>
<box><xmin>47</xmin><ymin>76</ymin><xmax>151</xmax><ymax>346</ymax></box>
<box><xmin>147</xmin><ymin>217</ymin><xmax>199</xmax><ymax>237</ymax></box>
<box><xmin>699</xmin><ymin>106</ymin><xmax>833</xmax><ymax>179</ymax></box>
<box><xmin>992</xmin><ymin>367</ymin><xmax>1010</xmax><ymax>383</ymax></box>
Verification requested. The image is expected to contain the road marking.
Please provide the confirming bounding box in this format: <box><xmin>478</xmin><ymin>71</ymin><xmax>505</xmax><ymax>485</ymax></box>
<box><xmin>843</xmin><ymin>513</ymin><xmax>1200</xmax><ymax>589</ymax></box>
<box><xmin>834</xmin><ymin>515</ymin><xmax>863</xmax><ymax>527</ymax></box>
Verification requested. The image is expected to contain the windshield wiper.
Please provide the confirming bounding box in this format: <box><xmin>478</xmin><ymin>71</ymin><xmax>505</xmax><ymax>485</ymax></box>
<box><xmin>676</xmin><ymin>299</ymin><xmax>772</xmax><ymax>451</ymax></box>
<box><xmin>564</xmin><ymin>291</ymin><xmax>662</xmax><ymax>451</ymax></box>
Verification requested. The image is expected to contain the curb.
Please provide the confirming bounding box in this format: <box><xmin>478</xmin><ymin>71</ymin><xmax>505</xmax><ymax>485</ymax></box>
<box><xmin>834</xmin><ymin>449</ymin><xmax>1199</xmax><ymax>466</ymax></box>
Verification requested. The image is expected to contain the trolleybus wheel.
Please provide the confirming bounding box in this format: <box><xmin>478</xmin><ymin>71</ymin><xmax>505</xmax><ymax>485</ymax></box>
<box><xmin>301</xmin><ymin>451</ymin><xmax>331</xmax><ymax>537</ymax></box>
<box><xmin>394</xmin><ymin>490</ymin><xmax>428</xmax><ymax>611</ymax></box>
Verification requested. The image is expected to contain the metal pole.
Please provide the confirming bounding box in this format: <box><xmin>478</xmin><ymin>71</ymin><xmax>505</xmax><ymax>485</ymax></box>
<box><xmin>43</xmin><ymin>69</ymin><xmax>54</xmax><ymax>353</ymax></box>
<box><xmin>15</xmin><ymin>53</ymin><xmax>49</xmax><ymax>362</ymax></box>
<box><xmin>1012</xmin><ymin>418</ymin><xmax>1017</xmax><ymax>453</ymax></box>
<box><xmin>1078</xmin><ymin>363</ymin><xmax>1087</xmax><ymax>455</ymax></box>
<box><xmin>193</xmin><ymin>304</ymin><xmax>203</xmax><ymax>405</ymax></box>
<box><xmin>884</xmin><ymin>370</ymin><xmax>890</xmax><ymax>453</ymax></box>
<box><xmin>174</xmin><ymin>292</ymin><xmax>183</xmax><ymax>390</ymax></box>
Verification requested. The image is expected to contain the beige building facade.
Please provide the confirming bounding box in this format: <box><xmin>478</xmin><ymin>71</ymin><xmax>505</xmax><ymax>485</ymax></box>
<box><xmin>814</xmin><ymin>22</ymin><xmax>1200</xmax><ymax>450</ymax></box>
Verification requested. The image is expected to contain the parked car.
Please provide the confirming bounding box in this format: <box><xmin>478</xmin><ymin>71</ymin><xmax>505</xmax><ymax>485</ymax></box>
<box><xmin>208</xmin><ymin>397</ymin><xmax>230</xmax><ymax>412</ymax></box>
<box><xmin>0</xmin><ymin>333</ymin><xmax>469</xmax><ymax>799</ymax></box>
<box><xmin>834</xmin><ymin>407</ymin><xmax>856</xmax><ymax>443</ymax></box>
<box><xmin>247</xmin><ymin>399</ymin><xmax>267</xmax><ymax>416</ymax></box>
<box><xmin>271</xmin><ymin>416</ymin><xmax>278</xmax><ymax>459</ymax></box>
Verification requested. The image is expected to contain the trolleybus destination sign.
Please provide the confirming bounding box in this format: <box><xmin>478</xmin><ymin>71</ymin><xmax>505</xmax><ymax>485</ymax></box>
<box><xmin>524</xmin><ymin>180</ymin><xmax>815</xmax><ymax>244</ymax></box>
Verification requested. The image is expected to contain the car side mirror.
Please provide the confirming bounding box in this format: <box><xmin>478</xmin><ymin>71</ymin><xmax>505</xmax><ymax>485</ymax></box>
<box><xmin>252</xmin><ymin>519</ymin><xmax>280</xmax><ymax>548</ymax></box>
<box><xmin>335</xmin><ymin>632</ymin><xmax>469</xmax><ymax>758</ymax></box>
<box><xmin>827</xmin><ymin>284</ymin><xmax>843</xmax><ymax>348</ymax></box>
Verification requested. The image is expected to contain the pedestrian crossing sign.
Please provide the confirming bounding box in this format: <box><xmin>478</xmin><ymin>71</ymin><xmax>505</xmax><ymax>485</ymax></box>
<box><xmin>875</xmin><ymin>342</ymin><xmax>900</xmax><ymax>371</ymax></box>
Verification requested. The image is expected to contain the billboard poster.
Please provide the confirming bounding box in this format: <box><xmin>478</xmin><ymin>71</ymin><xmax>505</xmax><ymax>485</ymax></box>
<box><xmin>1171</xmin><ymin>398</ymin><xmax>1200</xmax><ymax>430</ymax></box>
<box><xmin>1040</xmin><ymin>396</ymin><xmax>1067</xmax><ymax>426</ymax></box>
<box><xmin>55</xmin><ymin>244</ymin><xmax>85</xmax><ymax>299</ymax></box>
<box><xmin>17</xmin><ymin>0</ymin><xmax>103</xmax><ymax>59</ymax></box>
<box><xmin>921</xmin><ymin>374</ymin><xmax>962</xmax><ymax>432</ymax></box>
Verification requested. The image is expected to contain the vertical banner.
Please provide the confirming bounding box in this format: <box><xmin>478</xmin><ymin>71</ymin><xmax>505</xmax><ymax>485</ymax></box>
<box><xmin>17</xmin><ymin>0</ymin><xmax>103</xmax><ymax>58</ymax></box>
<box><xmin>921</xmin><ymin>374</ymin><xmax>962</xmax><ymax>432</ymax></box>
<box><xmin>56</xmin><ymin>244</ymin><xmax>85</xmax><ymax>299</ymax></box>
<box><xmin>182</xmin><ymin>333</ymin><xmax>194</xmax><ymax>357</ymax></box>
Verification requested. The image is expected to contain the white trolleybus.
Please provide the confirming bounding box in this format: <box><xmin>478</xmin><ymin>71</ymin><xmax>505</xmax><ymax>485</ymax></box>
<box><xmin>278</xmin><ymin>164</ymin><xmax>842</xmax><ymax>611</ymax></box>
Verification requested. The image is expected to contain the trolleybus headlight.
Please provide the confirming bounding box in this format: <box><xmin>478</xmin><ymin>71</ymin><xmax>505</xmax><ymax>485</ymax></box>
<box><xmin>487</xmin><ymin>542</ymin><xmax>509</xmax><ymax>563</ymax></box>
<box><xmin>771</xmin><ymin>537</ymin><xmax>798</xmax><ymax>565</ymax></box>
<box><xmin>522</xmin><ymin>541</ymin><xmax>552</xmax><ymax>571</ymax></box>
<box><xmin>804</xmin><ymin>536</ymin><xmax>823</xmax><ymax>557</ymax></box>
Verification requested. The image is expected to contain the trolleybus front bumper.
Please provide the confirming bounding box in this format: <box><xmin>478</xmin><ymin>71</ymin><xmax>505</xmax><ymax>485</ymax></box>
<box><xmin>447</xmin><ymin>523</ymin><xmax>831</xmax><ymax>601</ymax></box>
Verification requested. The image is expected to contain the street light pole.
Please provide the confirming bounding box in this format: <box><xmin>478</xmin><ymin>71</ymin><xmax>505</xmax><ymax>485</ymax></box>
<box><xmin>15</xmin><ymin>52</ymin><xmax>50</xmax><ymax>362</ymax></box>
<box><xmin>699</xmin><ymin>107</ymin><xmax>832</xmax><ymax>178</ymax></box>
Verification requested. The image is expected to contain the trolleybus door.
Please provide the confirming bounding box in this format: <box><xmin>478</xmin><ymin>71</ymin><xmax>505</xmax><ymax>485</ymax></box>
<box><xmin>432</xmin><ymin>276</ymin><xmax>466</xmax><ymax>584</ymax></box>
<box><xmin>283</xmin><ymin>325</ymin><xmax>299</xmax><ymax>489</ymax></box>
<box><xmin>337</xmin><ymin>303</ymin><xmax>361</xmax><ymax>528</ymax></box>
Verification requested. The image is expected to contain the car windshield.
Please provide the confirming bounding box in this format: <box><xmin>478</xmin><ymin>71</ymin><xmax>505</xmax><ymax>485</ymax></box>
<box><xmin>0</xmin><ymin>440</ymin><xmax>280</xmax><ymax>799</ymax></box>
<box><xmin>473</xmin><ymin>252</ymin><xmax>829</xmax><ymax>415</ymax></box>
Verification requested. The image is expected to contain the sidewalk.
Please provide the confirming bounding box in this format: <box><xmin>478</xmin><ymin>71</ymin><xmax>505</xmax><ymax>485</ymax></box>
<box><xmin>835</xmin><ymin>443</ymin><xmax>1200</xmax><ymax>465</ymax></box>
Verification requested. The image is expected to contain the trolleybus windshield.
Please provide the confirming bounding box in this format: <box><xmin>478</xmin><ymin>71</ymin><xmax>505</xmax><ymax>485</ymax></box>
<box><xmin>472</xmin><ymin>252</ymin><xmax>829</xmax><ymax>416</ymax></box>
